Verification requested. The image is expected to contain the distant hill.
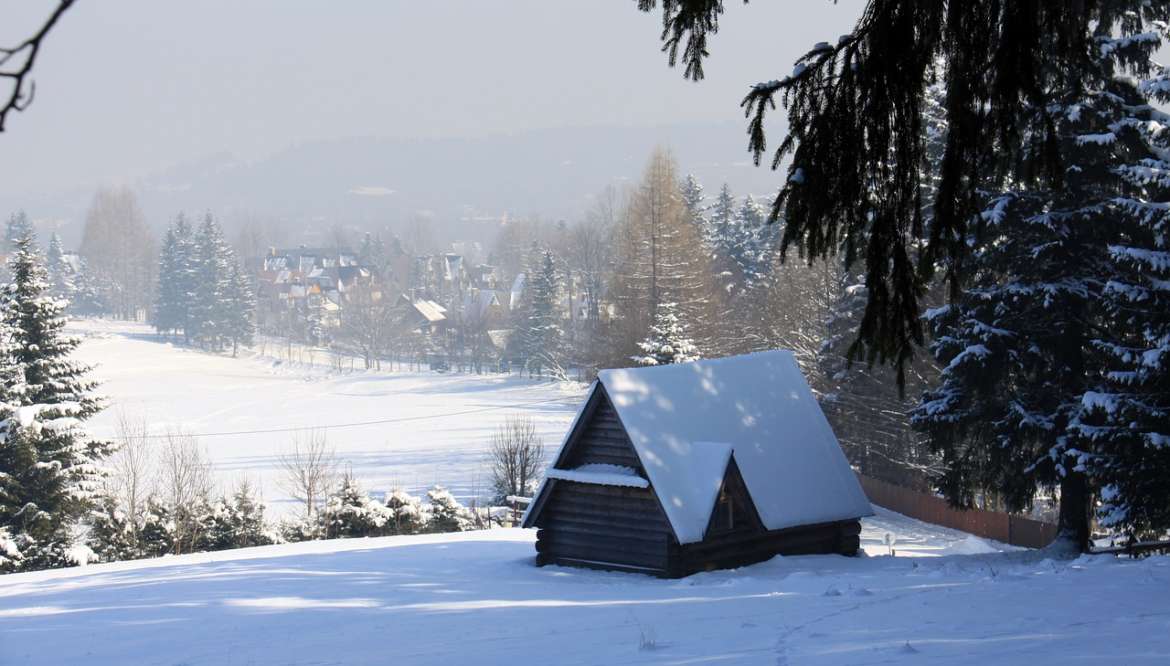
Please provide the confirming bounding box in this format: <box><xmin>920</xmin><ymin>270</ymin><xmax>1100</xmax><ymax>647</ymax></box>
<box><xmin>7</xmin><ymin>122</ymin><xmax>784</xmax><ymax>244</ymax></box>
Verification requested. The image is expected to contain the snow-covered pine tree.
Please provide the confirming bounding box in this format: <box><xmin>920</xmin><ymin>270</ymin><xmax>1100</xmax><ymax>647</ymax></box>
<box><xmin>4</xmin><ymin>211</ymin><xmax>33</xmax><ymax>254</ymax></box>
<box><xmin>323</xmin><ymin>472</ymin><xmax>387</xmax><ymax>539</ymax></box>
<box><xmin>680</xmin><ymin>174</ymin><xmax>707</xmax><ymax>232</ymax></box>
<box><xmin>1072</xmin><ymin>58</ymin><xmax>1170</xmax><ymax>541</ymax></box>
<box><xmin>633</xmin><ymin>301</ymin><xmax>699</xmax><ymax>366</ymax></box>
<box><xmin>707</xmin><ymin>184</ymin><xmax>736</xmax><ymax>250</ymax></box>
<box><xmin>137</xmin><ymin>495</ymin><xmax>174</xmax><ymax>558</ymax></box>
<box><xmin>228</xmin><ymin>478</ymin><xmax>273</xmax><ymax>548</ymax></box>
<box><xmin>383</xmin><ymin>488</ymin><xmax>424</xmax><ymax>535</ymax></box>
<box><xmin>425</xmin><ymin>486</ymin><xmax>471</xmax><ymax>533</ymax></box>
<box><xmin>45</xmin><ymin>233</ymin><xmax>75</xmax><ymax>304</ymax></box>
<box><xmin>521</xmin><ymin>249</ymin><xmax>563</xmax><ymax>376</ymax></box>
<box><xmin>732</xmin><ymin>194</ymin><xmax>768</xmax><ymax>284</ymax></box>
<box><xmin>913</xmin><ymin>64</ymin><xmax>1167</xmax><ymax>550</ymax></box>
<box><xmin>153</xmin><ymin>219</ymin><xmax>187</xmax><ymax>338</ymax></box>
<box><xmin>86</xmin><ymin>492</ymin><xmax>139</xmax><ymax>563</ymax></box>
<box><xmin>0</xmin><ymin>232</ymin><xmax>111</xmax><ymax>569</ymax></box>
<box><xmin>189</xmin><ymin>213</ymin><xmax>232</xmax><ymax>350</ymax></box>
<box><xmin>222</xmin><ymin>258</ymin><xmax>256</xmax><ymax>356</ymax></box>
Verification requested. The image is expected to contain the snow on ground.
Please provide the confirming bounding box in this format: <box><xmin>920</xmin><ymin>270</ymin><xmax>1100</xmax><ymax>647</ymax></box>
<box><xmin>69</xmin><ymin>319</ymin><xmax>586</xmax><ymax>513</ymax></box>
<box><xmin>2</xmin><ymin>508</ymin><xmax>1167</xmax><ymax>665</ymax></box>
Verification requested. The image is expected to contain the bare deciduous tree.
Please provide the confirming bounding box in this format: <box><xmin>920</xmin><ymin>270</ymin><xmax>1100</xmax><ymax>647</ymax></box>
<box><xmin>109</xmin><ymin>411</ymin><xmax>155</xmax><ymax>545</ymax></box>
<box><xmin>159</xmin><ymin>430</ymin><xmax>212</xmax><ymax>555</ymax></box>
<box><xmin>79</xmin><ymin>186</ymin><xmax>156</xmax><ymax>320</ymax></box>
<box><xmin>488</xmin><ymin>415</ymin><xmax>544</xmax><ymax>503</ymax></box>
<box><xmin>278</xmin><ymin>430</ymin><xmax>338</xmax><ymax>519</ymax></box>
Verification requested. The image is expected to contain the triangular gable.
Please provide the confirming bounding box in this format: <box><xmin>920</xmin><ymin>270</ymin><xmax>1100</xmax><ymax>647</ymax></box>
<box><xmin>523</xmin><ymin>383</ymin><xmax>661</xmax><ymax>530</ymax></box>
<box><xmin>702</xmin><ymin>455</ymin><xmax>764</xmax><ymax>539</ymax></box>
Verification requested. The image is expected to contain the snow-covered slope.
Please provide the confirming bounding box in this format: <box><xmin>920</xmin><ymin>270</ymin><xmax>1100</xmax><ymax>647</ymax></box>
<box><xmin>2</xmin><ymin>509</ymin><xmax>1166</xmax><ymax>665</ymax></box>
<box><xmin>70</xmin><ymin>320</ymin><xmax>586</xmax><ymax>512</ymax></box>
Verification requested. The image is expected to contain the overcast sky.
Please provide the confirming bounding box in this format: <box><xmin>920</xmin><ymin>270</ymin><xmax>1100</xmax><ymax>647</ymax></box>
<box><xmin>0</xmin><ymin>1</ymin><xmax>861</xmax><ymax>201</ymax></box>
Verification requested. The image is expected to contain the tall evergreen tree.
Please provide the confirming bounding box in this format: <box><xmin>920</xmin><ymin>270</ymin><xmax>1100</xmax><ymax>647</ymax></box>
<box><xmin>707</xmin><ymin>184</ymin><xmax>736</xmax><ymax>251</ymax></box>
<box><xmin>0</xmin><ymin>232</ymin><xmax>110</xmax><ymax>569</ymax></box>
<box><xmin>913</xmin><ymin>65</ymin><xmax>1167</xmax><ymax>550</ymax></box>
<box><xmin>1074</xmin><ymin>64</ymin><xmax>1170</xmax><ymax>541</ymax></box>
<box><xmin>189</xmin><ymin>214</ymin><xmax>232</xmax><ymax>349</ymax></box>
<box><xmin>521</xmin><ymin>249</ymin><xmax>563</xmax><ymax>376</ymax></box>
<box><xmin>222</xmin><ymin>259</ymin><xmax>256</xmax><ymax>356</ymax></box>
<box><xmin>44</xmin><ymin>232</ymin><xmax>75</xmax><ymax>304</ymax></box>
<box><xmin>679</xmin><ymin>174</ymin><xmax>707</xmax><ymax>231</ymax></box>
<box><xmin>5</xmin><ymin>211</ymin><xmax>33</xmax><ymax>254</ymax></box>
<box><xmin>154</xmin><ymin>222</ymin><xmax>185</xmax><ymax>337</ymax></box>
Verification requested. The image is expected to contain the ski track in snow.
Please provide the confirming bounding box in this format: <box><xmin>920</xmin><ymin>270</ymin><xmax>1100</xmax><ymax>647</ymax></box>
<box><xmin>1</xmin><ymin>508</ymin><xmax>1167</xmax><ymax>665</ymax></box>
<box><xmin>68</xmin><ymin>319</ymin><xmax>587</xmax><ymax>513</ymax></box>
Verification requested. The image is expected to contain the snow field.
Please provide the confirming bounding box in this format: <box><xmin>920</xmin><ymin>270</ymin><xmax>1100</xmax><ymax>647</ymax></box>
<box><xmin>1</xmin><ymin>508</ymin><xmax>1167</xmax><ymax>665</ymax></box>
<box><xmin>69</xmin><ymin>319</ymin><xmax>586</xmax><ymax>515</ymax></box>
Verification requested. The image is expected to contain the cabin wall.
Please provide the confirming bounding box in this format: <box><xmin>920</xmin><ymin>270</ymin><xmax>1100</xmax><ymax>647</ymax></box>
<box><xmin>535</xmin><ymin>481</ymin><xmax>672</xmax><ymax>573</ymax></box>
<box><xmin>673</xmin><ymin>519</ymin><xmax>862</xmax><ymax>577</ymax></box>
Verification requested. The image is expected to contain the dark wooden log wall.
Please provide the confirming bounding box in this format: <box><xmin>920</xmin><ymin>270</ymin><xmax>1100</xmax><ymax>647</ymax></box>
<box><xmin>535</xmin><ymin>481</ymin><xmax>672</xmax><ymax>573</ymax></box>
<box><xmin>561</xmin><ymin>396</ymin><xmax>642</xmax><ymax>470</ymax></box>
<box><xmin>672</xmin><ymin>519</ymin><xmax>862</xmax><ymax>576</ymax></box>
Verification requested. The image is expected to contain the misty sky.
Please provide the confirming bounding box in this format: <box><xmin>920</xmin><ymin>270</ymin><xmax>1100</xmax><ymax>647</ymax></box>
<box><xmin>0</xmin><ymin>1</ymin><xmax>861</xmax><ymax>201</ymax></box>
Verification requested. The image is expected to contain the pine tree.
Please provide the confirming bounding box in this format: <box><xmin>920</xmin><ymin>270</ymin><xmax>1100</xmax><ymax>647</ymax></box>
<box><xmin>222</xmin><ymin>259</ymin><xmax>256</xmax><ymax>356</ymax></box>
<box><xmin>707</xmin><ymin>184</ymin><xmax>736</xmax><ymax>251</ymax></box>
<box><xmin>323</xmin><ymin>473</ymin><xmax>387</xmax><ymax>539</ymax></box>
<box><xmin>5</xmin><ymin>211</ymin><xmax>33</xmax><ymax>254</ymax></box>
<box><xmin>679</xmin><ymin>174</ymin><xmax>707</xmax><ymax>231</ymax></box>
<box><xmin>913</xmin><ymin>68</ymin><xmax>1166</xmax><ymax>551</ymax></box>
<box><xmin>383</xmin><ymin>488</ymin><xmax>424</xmax><ymax>535</ymax></box>
<box><xmin>189</xmin><ymin>214</ymin><xmax>232</xmax><ymax>349</ymax></box>
<box><xmin>425</xmin><ymin>486</ymin><xmax>470</xmax><ymax>533</ymax></box>
<box><xmin>87</xmin><ymin>493</ymin><xmax>140</xmax><ymax>563</ymax></box>
<box><xmin>634</xmin><ymin>301</ymin><xmax>699</xmax><ymax>366</ymax></box>
<box><xmin>45</xmin><ymin>233</ymin><xmax>75</xmax><ymax>304</ymax></box>
<box><xmin>154</xmin><ymin>214</ymin><xmax>199</xmax><ymax>339</ymax></box>
<box><xmin>138</xmin><ymin>495</ymin><xmax>173</xmax><ymax>558</ymax></box>
<box><xmin>0</xmin><ymin>232</ymin><xmax>111</xmax><ymax>569</ymax></box>
<box><xmin>153</xmin><ymin>220</ymin><xmax>186</xmax><ymax>337</ymax></box>
<box><xmin>509</xmin><ymin>246</ymin><xmax>561</xmax><ymax>375</ymax></box>
<box><xmin>1073</xmin><ymin>62</ymin><xmax>1170</xmax><ymax>540</ymax></box>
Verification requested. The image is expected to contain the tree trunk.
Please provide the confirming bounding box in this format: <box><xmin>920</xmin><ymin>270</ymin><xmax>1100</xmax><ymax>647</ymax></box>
<box><xmin>1056</xmin><ymin>470</ymin><xmax>1091</xmax><ymax>553</ymax></box>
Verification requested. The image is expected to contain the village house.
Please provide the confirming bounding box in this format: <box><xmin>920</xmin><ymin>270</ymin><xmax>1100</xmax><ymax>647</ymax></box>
<box><xmin>523</xmin><ymin>351</ymin><xmax>873</xmax><ymax>577</ymax></box>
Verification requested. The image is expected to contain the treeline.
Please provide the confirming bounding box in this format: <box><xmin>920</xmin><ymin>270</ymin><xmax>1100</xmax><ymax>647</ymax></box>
<box><xmin>154</xmin><ymin>213</ymin><xmax>256</xmax><ymax>353</ymax></box>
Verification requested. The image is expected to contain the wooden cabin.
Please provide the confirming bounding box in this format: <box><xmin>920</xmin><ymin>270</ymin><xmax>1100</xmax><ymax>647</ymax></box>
<box><xmin>522</xmin><ymin>351</ymin><xmax>873</xmax><ymax>577</ymax></box>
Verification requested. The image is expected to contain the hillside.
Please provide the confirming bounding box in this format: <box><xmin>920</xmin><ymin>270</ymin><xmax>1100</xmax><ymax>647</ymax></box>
<box><xmin>1</xmin><ymin>509</ymin><xmax>1166</xmax><ymax>665</ymax></box>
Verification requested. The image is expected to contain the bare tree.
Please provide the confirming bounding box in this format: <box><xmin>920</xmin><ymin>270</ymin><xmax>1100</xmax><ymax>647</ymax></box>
<box><xmin>108</xmin><ymin>411</ymin><xmax>156</xmax><ymax>545</ymax></box>
<box><xmin>0</xmin><ymin>1</ymin><xmax>76</xmax><ymax>132</ymax></box>
<box><xmin>338</xmin><ymin>286</ymin><xmax>394</xmax><ymax>370</ymax></box>
<box><xmin>278</xmin><ymin>430</ymin><xmax>338</xmax><ymax>520</ymax></box>
<box><xmin>159</xmin><ymin>431</ymin><xmax>213</xmax><ymax>555</ymax></box>
<box><xmin>79</xmin><ymin>186</ymin><xmax>156</xmax><ymax>320</ymax></box>
<box><xmin>488</xmin><ymin>415</ymin><xmax>545</xmax><ymax>503</ymax></box>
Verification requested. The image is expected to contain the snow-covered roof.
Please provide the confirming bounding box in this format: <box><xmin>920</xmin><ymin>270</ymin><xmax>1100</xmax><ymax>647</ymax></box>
<box><xmin>412</xmin><ymin>299</ymin><xmax>447</xmax><ymax>323</ymax></box>
<box><xmin>545</xmin><ymin>464</ymin><xmax>649</xmax><ymax>489</ymax></box>
<box><xmin>531</xmin><ymin>351</ymin><xmax>871</xmax><ymax>544</ymax></box>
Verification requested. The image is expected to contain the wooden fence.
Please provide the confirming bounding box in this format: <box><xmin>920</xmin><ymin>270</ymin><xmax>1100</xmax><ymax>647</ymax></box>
<box><xmin>857</xmin><ymin>474</ymin><xmax>1058</xmax><ymax>549</ymax></box>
